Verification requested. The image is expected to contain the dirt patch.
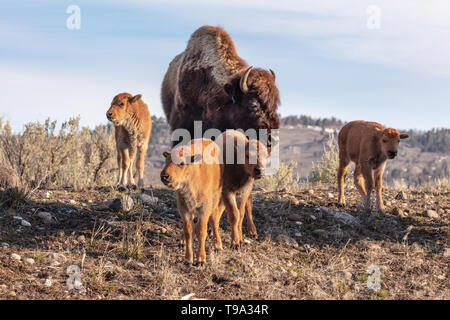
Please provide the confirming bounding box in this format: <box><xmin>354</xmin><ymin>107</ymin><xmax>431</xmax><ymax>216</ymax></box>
<box><xmin>0</xmin><ymin>187</ymin><xmax>448</xmax><ymax>300</ymax></box>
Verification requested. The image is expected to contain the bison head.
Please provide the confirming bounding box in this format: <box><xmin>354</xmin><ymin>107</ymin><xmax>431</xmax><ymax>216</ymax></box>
<box><xmin>106</xmin><ymin>93</ymin><xmax>142</xmax><ymax>125</ymax></box>
<box><xmin>222</xmin><ymin>67</ymin><xmax>280</xmax><ymax>150</ymax></box>
<box><xmin>224</xmin><ymin>67</ymin><xmax>280</xmax><ymax>128</ymax></box>
<box><xmin>378</xmin><ymin>128</ymin><xmax>409</xmax><ymax>159</ymax></box>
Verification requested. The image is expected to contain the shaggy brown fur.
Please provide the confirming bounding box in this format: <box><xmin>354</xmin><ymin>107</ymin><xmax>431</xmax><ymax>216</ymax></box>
<box><xmin>106</xmin><ymin>93</ymin><xmax>152</xmax><ymax>189</ymax></box>
<box><xmin>160</xmin><ymin>139</ymin><xmax>223</xmax><ymax>265</ymax></box>
<box><xmin>213</xmin><ymin>130</ymin><xmax>268</xmax><ymax>248</ymax></box>
<box><xmin>337</xmin><ymin>120</ymin><xmax>409</xmax><ymax>212</ymax></box>
<box><xmin>161</xmin><ymin>25</ymin><xmax>280</xmax><ymax>146</ymax></box>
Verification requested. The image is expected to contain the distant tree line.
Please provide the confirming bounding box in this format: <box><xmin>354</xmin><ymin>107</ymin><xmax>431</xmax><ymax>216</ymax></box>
<box><xmin>404</xmin><ymin>128</ymin><xmax>450</xmax><ymax>153</ymax></box>
<box><xmin>280</xmin><ymin>115</ymin><xmax>344</xmax><ymax>129</ymax></box>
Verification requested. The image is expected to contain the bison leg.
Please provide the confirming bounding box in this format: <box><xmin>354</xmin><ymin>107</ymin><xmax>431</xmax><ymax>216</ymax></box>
<box><xmin>374</xmin><ymin>162</ymin><xmax>386</xmax><ymax>213</ymax></box>
<box><xmin>245</xmin><ymin>195</ymin><xmax>258</xmax><ymax>238</ymax></box>
<box><xmin>209</xmin><ymin>201</ymin><xmax>225</xmax><ymax>251</ymax></box>
<box><xmin>237</xmin><ymin>183</ymin><xmax>253</xmax><ymax>243</ymax></box>
<box><xmin>337</xmin><ymin>158</ymin><xmax>350</xmax><ymax>206</ymax></box>
<box><xmin>128</xmin><ymin>147</ymin><xmax>137</xmax><ymax>188</ymax></box>
<box><xmin>120</xmin><ymin>148</ymin><xmax>131</xmax><ymax>187</ymax></box>
<box><xmin>223</xmin><ymin>192</ymin><xmax>241</xmax><ymax>249</ymax></box>
<box><xmin>136</xmin><ymin>146</ymin><xmax>147</xmax><ymax>189</ymax></box>
<box><xmin>361</xmin><ymin>163</ymin><xmax>375</xmax><ymax>212</ymax></box>
<box><xmin>116</xmin><ymin>150</ymin><xmax>123</xmax><ymax>187</ymax></box>
<box><xmin>180</xmin><ymin>210</ymin><xmax>194</xmax><ymax>265</ymax></box>
<box><xmin>195</xmin><ymin>206</ymin><xmax>211</xmax><ymax>266</ymax></box>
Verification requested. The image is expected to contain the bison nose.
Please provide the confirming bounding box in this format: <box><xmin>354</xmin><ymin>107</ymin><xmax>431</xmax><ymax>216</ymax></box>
<box><xmin>388</xmin><ymin>150</ymin><xmax>397</xmax><ymax>158</ymax></box>
<box><xmin>160</xmin><ymin>173</ymin><xmax>170</xmax><ymax>183</ymax></box>
<box><xmin>107</xmin><ymin>112</ymin><xmax>113</xmax><ymax>118</ymax></box>
<box><xmin>254</xmin><ymin>167</ymin><xmax>264</xmax><ymax>178</ymax></box>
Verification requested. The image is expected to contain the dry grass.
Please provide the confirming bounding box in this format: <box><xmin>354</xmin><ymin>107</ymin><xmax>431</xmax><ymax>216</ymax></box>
<box><xmin>0</xmin><ymin>186</ymin><xmax>448</xmax><ymax>300</ymax></box>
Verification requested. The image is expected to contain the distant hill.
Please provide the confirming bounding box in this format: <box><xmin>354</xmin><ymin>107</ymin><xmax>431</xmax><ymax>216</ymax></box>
<box><xmin>145</xmin><ymin>115</ymin><xmax>450</xmax><ymax>187</ymax></box>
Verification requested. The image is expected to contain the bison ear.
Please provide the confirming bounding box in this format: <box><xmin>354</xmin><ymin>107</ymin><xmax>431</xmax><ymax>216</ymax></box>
<box><xmin>129</xmin><ymin>94</ymin><xmax>142</xmax><ymax>103</ymax></box>
<box><xmin>224</xmin><ymin>84</ymin><xmax>237</xmax><ymax>104</ymax></box>
<box><xmin>400</xmin><ymin>133</ymin><xmax>409</xmax><ymax>140</ymax></box>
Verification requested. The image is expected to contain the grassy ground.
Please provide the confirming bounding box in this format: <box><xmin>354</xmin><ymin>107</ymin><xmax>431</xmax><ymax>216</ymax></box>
<box><xmin>0</xmin><ymin>186</ymin><xmax>448</xmax><ymax>300</ymax></box>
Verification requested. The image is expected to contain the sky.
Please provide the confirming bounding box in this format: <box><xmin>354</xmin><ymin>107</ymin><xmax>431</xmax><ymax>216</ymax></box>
<box><xmin>0</xmin><ymin>0</ymin><xmax>449</xmax><ymax>132</ymax></box>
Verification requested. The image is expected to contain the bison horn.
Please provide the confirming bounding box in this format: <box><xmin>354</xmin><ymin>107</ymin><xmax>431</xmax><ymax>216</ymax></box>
<box><xmin>239</xmin><ymin>66</ymin><xmax>253</xmax><ymax>93</ymax></box>
<box><xmin>269</xmin><ymin>69</ymin><xmax>275</xmax><ymax>80</ymax></box>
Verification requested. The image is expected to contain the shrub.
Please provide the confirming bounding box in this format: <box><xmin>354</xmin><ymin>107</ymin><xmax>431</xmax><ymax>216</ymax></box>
<box><xmin>309</xmin><ymin>134</ymin><xmax>352</xmax><ymax>187</ymax></box>
<box><xmin>256</xmin><ymin>161</ymin><xmax>301</xmax><ymax>192</ymax></box>
<box><xmin>0</xmin><ymin>116</ymin><xmax>116</xmax><ymax>191</ymax></box>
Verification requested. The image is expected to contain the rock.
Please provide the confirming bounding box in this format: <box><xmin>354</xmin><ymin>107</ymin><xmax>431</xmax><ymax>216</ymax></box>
<box><xmin>336</xmin><ymin>271</ymin><xmax>352</xmax><ymax>280</ymax></box>
<box><xmin>287</xmin><ymin>214</ymin><xmax>302</xmax><ymax>222</ymax></box>
<box><xmin>37</xmin><ymin>211</ymin><xmax>52</xmax><ymax>219</ymax></box>
<box><xmin>24</xmin><ymin>257</ymin><xmax>35</xmax><ymax>265</ymax></box>
<box><xmin>309</xmin><ymin>215</ymin><xmax>317</xmax><ymax>221</ymax></box>
<box><xmin>110</xmin><ymin>195</ymin><xmax>134</xmax><ymax>213</ymax></box>
<box><xmin>104</xmin><ymin>261</ymin><xmax>114</xmax><ymax>268</ymax></box>
<box><xmin>327</xmin><ymin>193</ymin><xmax>334</xmax><ymax>199</ymax></box>
<box><xmin>294</xmin><ymin>232</ymin><xmax>302</xmax><ymax>237</ymax></box>
<box><xmin>319</xmin><ymin>206</ymin><xmax>329</xmax><ymax>214</ymax></box>
<box><xmin>426</xmin><ymin>209</ymin><xmax>439</xmax><ymax>219</ymax></box>
<box><xmin>91</xmin><ymin>199</ymin><xmax>114</xmax><ymax>211</ymax></box>
<box><xmin>1</xmin><ymin>242</ymin><xmax>9</xmax><ymax>248</ymax></box>
<box><xmin>42</xmin><ymin>279</ymin><xmax>52</xmax><ymax>287</ymax></box>
<box><xmin>21</xmin><ymin>219</ymin><xmax>31</xmax><ymax>227</ymax></box>
<box><xmin>77</xmin><ymin>235</ymin><xmax>86</xmax><ymax>242</ymax></box>
<box><xmin>393</xmin><ymin>207</ymin><xmax>408</xmax><ymax>217</ymax></box>
<box><xmin>308</xmin><ymin>189</ymin><xmax>314</xmax><ymax>195</ymax></box>
<box><xmin>312</xmin><ymin>229</ymin><xmax>328</xmax><ymax>239</ymax></box>
<box><xmin>295</xmin><ymin>221</ymin><xmax>303</xmax><ymax>226</ymax></box>
<box><xmin>395</xmin><ymin>191</ymin><xmax>407</xmax><ymax>200</ymax></box>
<box><xmin>69</xmin><ymin>199</ymin><xmax>76</xmax><ymax>205</ymax></box>
<box><xmin>134</xmin><ymin>194</ymin><xmax>159</xmax><ymax>206</ymax></box>
<box><xmin>11</xmin><ymin>253</ymin><xmax>21</xmax><ymax>261</ymax></box>
<box><xmin>443</xmin><ymin>248</ymin><xmax>450</xmax><ymax>258</ymax></box>
<box><xmin>275</xmin><ymin>234</ymin><xmax>298</xmax><ymax>247</ymax></box>
<box><xmin>326</xmin><ymin>210</ymin><xmax>360</xmax><ymax>225</ymax></box>
<box><xmin>43</xmin><ymin>191</ymin><xmax>51</xmax><ymax>199</ymax></box>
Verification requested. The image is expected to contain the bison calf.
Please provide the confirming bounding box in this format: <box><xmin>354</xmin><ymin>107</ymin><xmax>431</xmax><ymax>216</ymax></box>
<box><xmin>213</xmin><ymin>130</ymin><xmax>268</xmax><ymax>248</ymax></box>
<box><xmin>106</xmin><ymin>93</ymin><xmax>152</xmax><ymax>190</ymax></box>
<box><xmin>160</xmin><ymin>138</ymin><xmax>223</xmax><ymax>265</ymax></box>
<box><xmin>337</xmin><ymin>120</ymin><xmax>408</xmax><ymax>212</ymax></box>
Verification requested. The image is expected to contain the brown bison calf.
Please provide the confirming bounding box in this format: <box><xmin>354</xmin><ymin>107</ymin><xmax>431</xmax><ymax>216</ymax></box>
<box><xmin>337</xmin><ymin>121</ymin><xmax>408</xmax><ymax>212</ymax></box>
<box><xmin>213</xmin><ymin>130</ymin><xmax>268</xmax><ymax>248</ymax></box>
<box><xmin>160</xmin><ymin>138</ymin><xmax>223</xmax><ymax>265</ymax></box>
<box><xmin>106</xmin><ymin>93</ymin><xmax>152</xmax><ymax>190</ymax></box>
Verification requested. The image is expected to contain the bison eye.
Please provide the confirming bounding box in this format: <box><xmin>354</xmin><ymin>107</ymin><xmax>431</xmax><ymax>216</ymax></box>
<box><xmin>119</xmin><ymin>102</ymin><xmax>125</xmax><ymax>107</ymax></box>
<box><xmin>382</xmin><ymin>139</ymin><xmax>387</xmax><ymax>143</ymax></box>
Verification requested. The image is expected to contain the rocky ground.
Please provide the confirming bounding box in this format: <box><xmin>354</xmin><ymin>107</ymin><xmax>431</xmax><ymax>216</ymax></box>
<box><xmin>0</xmin><ymin>186</ymin><xmax>448</xmax><ymax>300</ymax></box>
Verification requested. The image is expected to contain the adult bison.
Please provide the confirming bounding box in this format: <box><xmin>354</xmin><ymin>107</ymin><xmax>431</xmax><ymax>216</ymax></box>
<box><xmin>161</xmin><ymin>25</ymin><xmax>280</xmax><ymax>146</ymax></box>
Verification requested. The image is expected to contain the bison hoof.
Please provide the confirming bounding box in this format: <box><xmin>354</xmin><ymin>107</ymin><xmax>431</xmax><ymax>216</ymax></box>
<box><xmin>230</xmin><ymin>243</ymin><xmax>241</xmax><ymax>251</ymax></box>
<box><xmin>183</xmin><ymin>260</ymin><xmax>193</xmax><ymax>267</ymax></box>
<box><xmin>117</xmin><ymin>185</ymin><xmax>127</xmax><ymax>192</ymax></box>
<box><xmin>337</xmin><ymin>202</ymin><xmax>346</xmax><ymax>208</ymax></box>
<box><xmin>129</xmin><ymin>184</ymin><xmax>137</xmax><ymax>191</ymax></box>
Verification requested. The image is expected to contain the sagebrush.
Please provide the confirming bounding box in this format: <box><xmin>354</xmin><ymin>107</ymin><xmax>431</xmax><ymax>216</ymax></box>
<box><xmin>0</xmin><ymin>116</ymin><xmax>116</xmax><ymax>191</ymax></box>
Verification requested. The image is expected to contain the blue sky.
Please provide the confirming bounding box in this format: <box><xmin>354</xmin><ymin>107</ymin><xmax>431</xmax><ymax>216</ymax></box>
<box><xmin>1</xmin><ymin>0</ymin><xmax>449</xmax><ymax>131</ymax></box>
